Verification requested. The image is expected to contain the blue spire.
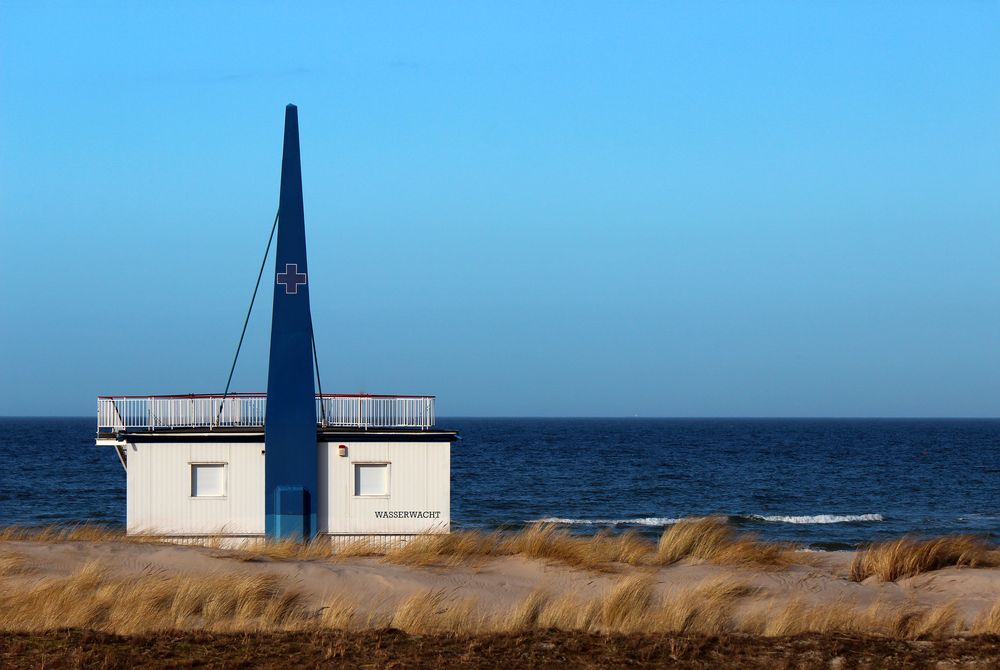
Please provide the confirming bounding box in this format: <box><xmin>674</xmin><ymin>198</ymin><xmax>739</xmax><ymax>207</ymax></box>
<box><xmin>264</xmin><ymin>104</ymin><xmax>318</xmax><ymax>540</ymax></box>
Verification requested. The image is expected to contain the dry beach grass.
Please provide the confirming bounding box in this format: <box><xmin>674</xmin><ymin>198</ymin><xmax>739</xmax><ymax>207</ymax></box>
<box><xmin>0</xmin><ymin>562</ymin><xmax>307</xmax><ymax>634</ymax></box>
<box><xmin>849</xmin><ymin>535</ymin><xmax>1000</xmax><ymax>582</ymax></box>
<box><xmin>379</xmin><ymin>517</ymin><xmax>800</xmax><ymax>570</ymax></box>
<box><xmin>0</xmin><ymin>524</ymin><xmax>147</xmax><ymax>544</ymax></box>
<box><xmin>0</xmin><ymin>559</ymin><xmax>997</xmax><ymax>638</ymax></box>
<box><xmin>0</xmin><ymin>517</ymin><xmax>797</xmax><ymax>571</ymax></box>
<box><xmin>0</xmin><ymin>517</ymin><xmax>998</xmax><ymax>641</ymax></box>
<box><xmin>653</xmin><ymin>516</ymin><xmax>797</xmax><ymax>567</ymax></box>
<box><xmin>1</xmin><ymin>517</ymin><xmax>996</xmax><ymax>577</ymax></box>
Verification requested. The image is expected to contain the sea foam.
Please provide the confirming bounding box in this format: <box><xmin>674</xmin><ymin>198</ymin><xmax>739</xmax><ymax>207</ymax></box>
<box><xmin>531</xmin><ymin>517</ymin><xmax>680</xmax><ymax>527</ymax></box>
<box><xmin>749</xmin><ymin>513</ymin><xmax>884</xmax><ymax>524</ymax></box>
<box><xmin>532</xmin><ymin>514</ymin><xmax>885</xmax><ymax>526</ymax></box>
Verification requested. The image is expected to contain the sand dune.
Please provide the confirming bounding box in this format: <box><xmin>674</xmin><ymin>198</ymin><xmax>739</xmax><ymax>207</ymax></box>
<box><xmin>2</xmin><ymin>531</ymin><xmax>999</xmax><ymax>636</ymax></box>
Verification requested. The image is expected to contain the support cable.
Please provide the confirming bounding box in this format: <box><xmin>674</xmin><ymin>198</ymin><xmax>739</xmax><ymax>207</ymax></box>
<box><xmin>217</xmin><ymin>210</ymin><xmax>279</xmax><ymax>425</ymax></box>
<box><xmin>312</xmin><ymin>327</ymin><xmax>327</xmax><ymax>426</ymax></box>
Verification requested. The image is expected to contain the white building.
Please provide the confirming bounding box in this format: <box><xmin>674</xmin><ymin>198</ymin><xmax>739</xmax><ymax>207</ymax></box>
<box><xmin>96</xmin><ymin>393</ymin><xmax>456</xmax><ymax>548</ymax></box>
<box><xmin>95</xmin><ymin>106</ymin><xmax>456</xmax><ymax>546</ymax></box>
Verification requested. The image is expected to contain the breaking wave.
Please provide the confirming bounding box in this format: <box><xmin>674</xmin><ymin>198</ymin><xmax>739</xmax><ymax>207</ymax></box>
<box><xmin>747</xmin><ymin>514</ymin><xmax>884</xmax><ymax>524</ymax></box>
<box><xmin>531</xmin><ymin>517</ymin><xmax>680</xmax><ymax>527</ymax></box>
<box><xmin>531</xmin><ymin>514</ymin><xmax>884</xmax><ymax>527</ymax></box>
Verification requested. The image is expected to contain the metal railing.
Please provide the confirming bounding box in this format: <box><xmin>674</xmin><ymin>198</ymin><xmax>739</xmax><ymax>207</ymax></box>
<box><xmin>97</xmin><ymin>393</ymin><xmax>436</xmax><ymax>432</ymax></box>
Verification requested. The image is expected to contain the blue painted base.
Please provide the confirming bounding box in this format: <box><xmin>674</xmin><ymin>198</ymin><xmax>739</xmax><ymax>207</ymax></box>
<box><xmin>265</xmin><ymin>485</ymin><xmax>315</xmax><ymax>540</ymax></box>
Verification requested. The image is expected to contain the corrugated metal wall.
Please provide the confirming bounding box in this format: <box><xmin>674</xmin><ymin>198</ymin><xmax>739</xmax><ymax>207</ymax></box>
<box><xmin>126</xmin><ymin>440</ymin><xmax>265</xmax><ymax>535</ymax></box>
<box><xmin>126</xmin><ymin>438</ymin><xmax>450</xmax><ymax>537</ymax></box>
<box><xmin>318</xmin><ymin>441</ymin><xmax>451</xmax><ymax>535</ymax></box>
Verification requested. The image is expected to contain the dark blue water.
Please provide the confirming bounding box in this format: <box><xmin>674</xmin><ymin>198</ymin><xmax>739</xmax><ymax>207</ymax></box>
<box><xmin>2</xmin><ymin>418</ymin><xmax>999</xmax><ymax>549</ymax></box>
<box><xmin>0</xmin><ymin>418</ymin><xmax>126</xmax><ymax>527</ymax></box>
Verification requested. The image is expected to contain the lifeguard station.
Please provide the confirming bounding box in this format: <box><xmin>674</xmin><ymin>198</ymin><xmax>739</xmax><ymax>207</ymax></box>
<box><xmin>96</xmin><ymin>105</ymin><xmax>456</xmax><ymax>548</ymax></box>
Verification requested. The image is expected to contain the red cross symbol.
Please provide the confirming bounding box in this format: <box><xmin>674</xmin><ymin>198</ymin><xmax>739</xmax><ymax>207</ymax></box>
<box><xmin>276</xmin><ymin>263</ymin><xmax>307</xmax><ymax>294</ymax></box>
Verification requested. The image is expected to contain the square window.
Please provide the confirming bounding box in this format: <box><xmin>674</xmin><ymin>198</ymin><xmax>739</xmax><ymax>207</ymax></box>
<box><xmin>191</xmin><ymin>463</ymin><xmax>226</xmax><ymax>497</ymax></box>
<box><xmin>354</xmin><ymin>463</ymin><xmax>389</xmax><ymax>496</ymax></box>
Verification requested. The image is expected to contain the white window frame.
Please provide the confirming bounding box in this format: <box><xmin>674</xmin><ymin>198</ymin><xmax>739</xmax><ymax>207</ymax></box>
<box><xmin>353</xmin><ymin>461</ymin><xmax>390</xmax><ymax>498</ymax></box>
<box><xmin>189</xmin><ymin>462</ymin><xmax>227</xmax><ymax>499</ymax></box>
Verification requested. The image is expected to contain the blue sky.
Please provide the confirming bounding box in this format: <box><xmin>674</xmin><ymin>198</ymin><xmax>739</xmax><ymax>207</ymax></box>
<box><xmin>1</xmin><ymin>2</ymin><xmax>998</xmax><ymax>417</ymax></box>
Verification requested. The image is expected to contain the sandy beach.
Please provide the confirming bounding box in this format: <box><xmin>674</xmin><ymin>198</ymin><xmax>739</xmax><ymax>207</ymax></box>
<box><xmin>0</xmin><ymin>541</ymin><xmax>992</xmax><ymax>620</ymax></box>
<box><xmin>2</xmin><ymin>523</ymin><xmax>999</xmax><ymax>639</ymax></box>
<box><xmin>1</xmin><ymin>523</ymin><xmax>1000</xmax><ymax>668</ymax></box>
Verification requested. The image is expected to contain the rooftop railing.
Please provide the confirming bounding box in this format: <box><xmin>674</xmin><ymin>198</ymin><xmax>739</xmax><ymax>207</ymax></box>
<box><xmin>97</xmin><ymin>393</ymin><xmax>436</xmax><ymax>432</ymax></box>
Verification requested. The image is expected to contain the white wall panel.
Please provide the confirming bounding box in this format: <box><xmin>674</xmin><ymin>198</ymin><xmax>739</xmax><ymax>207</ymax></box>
<box><xmin>126</xmin><ymin>440</ymin><xmax>264</xmax><ymax>535</ymax></box>
<box><xmin>125</xmin><ymin>437</ymin><xmax>449</xmax><ymax>538</ymax></box>
<box><xmin>319</xmin><ymin>441</ymin><xmax>451</xmax><ymax>535</ymax></box>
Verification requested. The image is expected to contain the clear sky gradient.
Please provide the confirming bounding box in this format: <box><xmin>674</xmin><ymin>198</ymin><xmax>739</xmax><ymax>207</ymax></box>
<box><xmin>1</xmin><ymin>2</ymin><xmax>998</xmax><ymax>417</ymax></box>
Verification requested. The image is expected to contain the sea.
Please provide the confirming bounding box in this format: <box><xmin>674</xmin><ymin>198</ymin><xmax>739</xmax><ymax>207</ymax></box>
<box><xmin>2</xmin><ymin>417</ymin><xmax>998</xmax><ymax>551</ymax></box>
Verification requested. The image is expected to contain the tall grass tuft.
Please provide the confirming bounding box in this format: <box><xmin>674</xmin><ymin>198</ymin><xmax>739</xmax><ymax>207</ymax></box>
<box><xmin>536</xmin><ymin>593</ymin><xmax>601</xmax><ymax>631</ymax></box>
<box><xmin>386</xmin><ymin>531</ymin><xmax>501</xmax><ymax>567</ymax></box>
<box><xmin>0</xmin><ymin>552</ymin><xmax>33</xmax><ymax>577</ymax></box>
<box><xmin>603</xmin><ymin>529</ymin><xmax>655</xmax><ymax>565</ymax></box>
<box><xmin>904</xmin><ymin>602</ymin><xmax>961</xmax><ymax>639</ymax></box>
<box><xmin>599</xmin><ymin>574</ymin><xmax>656</xmax><ymax>631</ymax></box>
<box><xmin>497</xmin><ymin>589</ymin><xmax>550</xmax><ymax>631</ymax></box>
<box><xmin>849</xmin><ymin>535</ymin><xmax>999</xmax><ymax>582</ymax></box>
<box><xmin>500</xmin><ymin>523</ymin><xmax>604</xmax><ymax>569</ymax></box>
<box><xmin>654</xmin><ymin>517</ymin><xmax>795</xmax><ymax>567</ymax></box>
<box><xmin>382</xmin><ymin>525</ymin><xmax>664</xmax><ymax>570</ymax></box>
<box><xmin>251</xmin><ymin>536</ymin><xmax>333</xmax><ymax>561</ymax></box>
<box><xmin>317</xmin><ymin>594</ymin><xmax>359</xmax><ymax>629</ymax></box>
<box><xmin>754</xmin><ymin>598</ymin><xmax>961</xmax><ymax>639</ymax></box>
<box><xmin>332</xmin><ymin>538</ymin><xmax>384</xmax><ymax>558</ymax></box>
<box><xmin>0</xmin><ymin>524</ymin><xmax>139</xmax><ymax>544</ymax></box>
<box><xmin>973</xmin><ymin>598</ymin><xmax>1000</xmax><ymax>635</ymax></box>
<box><xmin>0</xmin><ymin>561</ymin><xmax>310</xmax><ymax>634</ymax></box>
<box><xmin>493</xmin><ymin>574</ymin><xmax>751</xmax><ymax>634</ymax></box>
<box><xmin>389</xmin><ymin>589</ymin><xmax>479</xmax><ymax>634</ymax></box>
<box><xmin>651</xmin><ymin>576</ymin><xmax>752</xmax><ymax>634</ymax></box>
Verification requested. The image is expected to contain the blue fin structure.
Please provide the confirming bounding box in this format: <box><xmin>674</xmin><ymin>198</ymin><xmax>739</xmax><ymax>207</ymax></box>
<box><xmin>264</xmin><ymin>104</ymin><xmax>318</xmax><ymax>540</ymax></box>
